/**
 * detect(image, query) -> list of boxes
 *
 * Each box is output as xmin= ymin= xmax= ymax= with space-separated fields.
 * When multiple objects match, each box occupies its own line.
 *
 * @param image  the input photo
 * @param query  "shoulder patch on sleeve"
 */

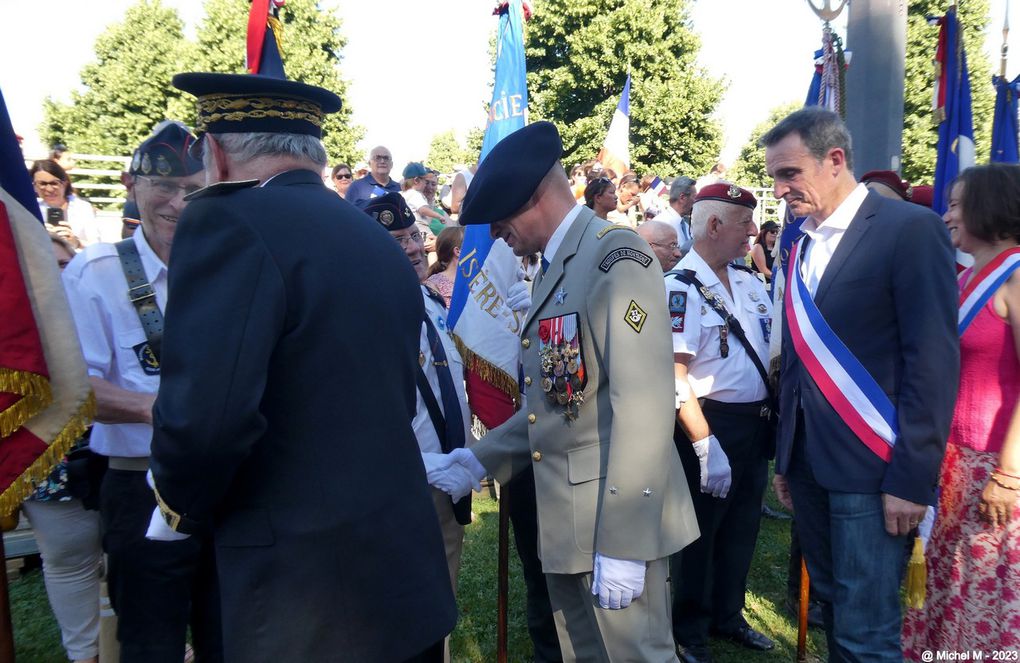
xmin=596 ymin=224 xmax=637 ymax=239
xmin=624 ymin=300 xmax=648 ymax=333
xmin=183 ymin=179 xmax=260 ymax=201
xmin=668 ymin=290 xmax=687 ymax=332
xmin=599 ymin=247 xmax=653 ymax=272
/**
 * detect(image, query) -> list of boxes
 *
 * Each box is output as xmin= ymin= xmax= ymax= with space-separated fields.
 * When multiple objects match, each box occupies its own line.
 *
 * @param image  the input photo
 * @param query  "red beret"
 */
xmin=861 ymin=170 xmax=909 ymax=199
xmin=907 ymin=184 xmax=933 ymax=208
xmin=694 ymin=182 xmax=757 ymax=210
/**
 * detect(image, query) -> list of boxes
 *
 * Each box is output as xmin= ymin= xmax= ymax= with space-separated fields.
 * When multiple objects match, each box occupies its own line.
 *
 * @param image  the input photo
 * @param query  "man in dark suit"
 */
xmin=146 ymin=72 xmax=457 ymax=663
xmin=763 ymin=107 xmax=959 ymax=661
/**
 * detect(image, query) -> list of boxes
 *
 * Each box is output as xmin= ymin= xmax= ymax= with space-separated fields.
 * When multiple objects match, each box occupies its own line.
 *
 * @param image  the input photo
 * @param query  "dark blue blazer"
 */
xmin=150 ymin=169 xmax=457 ymax=662
xmin=775 ymin=191 xmax=959 ymax=506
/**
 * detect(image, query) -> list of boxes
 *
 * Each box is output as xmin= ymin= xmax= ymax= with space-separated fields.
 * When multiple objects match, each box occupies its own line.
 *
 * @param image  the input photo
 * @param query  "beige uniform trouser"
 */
xmin=546 ymin=556 xmax=679 ymax=663
xmin=430 ymin=488 xmax=465 ymax=663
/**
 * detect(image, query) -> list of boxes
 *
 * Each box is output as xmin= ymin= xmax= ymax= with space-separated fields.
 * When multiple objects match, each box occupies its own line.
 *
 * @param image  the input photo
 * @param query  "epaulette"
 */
xmin=731 ymin=263 xmax=755 ymax=274
xmin=596 ymin=224 xmax=637 ymax=239
xmin=183 ymin=179 xmax=260 ymax=202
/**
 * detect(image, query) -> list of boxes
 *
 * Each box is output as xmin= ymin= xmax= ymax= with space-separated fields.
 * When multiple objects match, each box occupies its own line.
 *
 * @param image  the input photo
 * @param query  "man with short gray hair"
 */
xmin=655 ymin=176 xmax=697 ymax=247
xmin=346 ymin=144 xmax=401 ymax=207
xmin=636 ymin=220 xmax=682 ymax=272
xmin=763 ymin=107 xmax=957 ymax=661
xmin=147 ymin=72 xmax=458 ymax=662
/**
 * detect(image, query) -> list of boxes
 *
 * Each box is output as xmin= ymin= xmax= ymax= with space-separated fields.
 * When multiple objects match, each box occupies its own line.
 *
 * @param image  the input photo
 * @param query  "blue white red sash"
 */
xmin=784 ymin=240 xmax=898 ymax=462
xmin=958 ymin=247 xmax=1020 ymax=336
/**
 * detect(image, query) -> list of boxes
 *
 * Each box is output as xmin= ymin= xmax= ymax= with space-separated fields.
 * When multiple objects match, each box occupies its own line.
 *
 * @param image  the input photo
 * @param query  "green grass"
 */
xmin=10 ymin=485 xmax=827 ymax=662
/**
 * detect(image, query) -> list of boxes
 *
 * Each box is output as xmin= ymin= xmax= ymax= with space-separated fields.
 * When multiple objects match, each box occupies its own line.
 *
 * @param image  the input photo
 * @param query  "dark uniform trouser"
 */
xmin=507 ymin=466 xmax=564 ymax=662
xmin=100 ymin=469 xmax=223 ymax=663
xmin=670 ymin=403 xmax=770 ymax=647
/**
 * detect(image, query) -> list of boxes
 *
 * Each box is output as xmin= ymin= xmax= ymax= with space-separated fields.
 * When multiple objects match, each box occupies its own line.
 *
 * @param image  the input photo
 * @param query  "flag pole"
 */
xmin=1002 ymin=0 xmax=1011 ymax=79
xmin=497 ymin=485 xmax=509 ymax=663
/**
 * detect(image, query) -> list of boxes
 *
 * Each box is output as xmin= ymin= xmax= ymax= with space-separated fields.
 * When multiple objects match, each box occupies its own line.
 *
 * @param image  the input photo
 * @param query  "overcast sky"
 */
xmin=1 ymin=0 xmax=1015 ymax=172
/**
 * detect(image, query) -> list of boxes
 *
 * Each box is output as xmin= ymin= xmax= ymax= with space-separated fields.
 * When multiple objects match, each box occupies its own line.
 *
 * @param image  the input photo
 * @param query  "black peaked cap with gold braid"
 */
xmin=172 ymin=72 xmax=342 ymax=145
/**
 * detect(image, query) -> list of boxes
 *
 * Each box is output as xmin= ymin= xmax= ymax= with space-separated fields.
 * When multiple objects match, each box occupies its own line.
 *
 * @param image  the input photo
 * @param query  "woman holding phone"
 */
xmin=30 ymin=159 xmax=98 ymax=248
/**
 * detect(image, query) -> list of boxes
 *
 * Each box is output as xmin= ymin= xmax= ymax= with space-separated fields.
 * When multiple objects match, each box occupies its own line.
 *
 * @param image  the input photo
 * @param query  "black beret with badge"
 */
xmin=357 ymin=192 xmax=416 ymax=230
xmin=129 ymin=122 xmax=204 ymax=177
xmin=458 ymin=121 xmax=563 ymax=225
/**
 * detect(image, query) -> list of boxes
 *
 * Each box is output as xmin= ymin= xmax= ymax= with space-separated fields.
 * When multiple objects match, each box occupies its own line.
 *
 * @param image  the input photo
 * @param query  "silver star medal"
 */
xmin=554 ymin=287 xmax=567 ymax=305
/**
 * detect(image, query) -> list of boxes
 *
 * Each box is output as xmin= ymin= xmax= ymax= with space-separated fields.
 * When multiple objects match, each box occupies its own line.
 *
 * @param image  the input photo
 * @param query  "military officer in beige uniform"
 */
xmin=434 ymin=122 xmax=699 ymax=662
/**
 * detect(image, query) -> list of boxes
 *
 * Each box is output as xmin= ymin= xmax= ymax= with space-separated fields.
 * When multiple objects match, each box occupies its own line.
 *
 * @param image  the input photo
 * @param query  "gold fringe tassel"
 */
xmin=451 ymin=334 xmax=521 ymax=408
xmin=0 ymin=368 xmax=53 ymax=438
xmin=904 ymin=536 xmax=927 ymax=609
xmin=0 ymin=391 xmax=96 ymax=519
xmin=267 ymin=15 xmax=285 ymax=58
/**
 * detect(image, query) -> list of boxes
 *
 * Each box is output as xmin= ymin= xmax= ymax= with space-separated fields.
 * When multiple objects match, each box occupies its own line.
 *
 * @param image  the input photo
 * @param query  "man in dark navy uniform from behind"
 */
xmin=146 ymin=71 xmax=457 ymax=662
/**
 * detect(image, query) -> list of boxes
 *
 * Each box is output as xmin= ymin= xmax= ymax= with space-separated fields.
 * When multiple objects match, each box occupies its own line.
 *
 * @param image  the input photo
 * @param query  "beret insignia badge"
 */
xmin=727 ymin=184 xmax=742 ymax=199
xmin=379 ymin=210 xmax=395 ymax=227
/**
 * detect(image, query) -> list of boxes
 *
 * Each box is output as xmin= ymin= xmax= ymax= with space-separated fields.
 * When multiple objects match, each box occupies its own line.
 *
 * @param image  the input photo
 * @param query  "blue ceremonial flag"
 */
xmin=932 ymin=7 xmax=975 ymax=216
xmin=991 ymin=75 xmax=1020 ymax=163
xmin=447 ymin=0 xmax=528 ymax=426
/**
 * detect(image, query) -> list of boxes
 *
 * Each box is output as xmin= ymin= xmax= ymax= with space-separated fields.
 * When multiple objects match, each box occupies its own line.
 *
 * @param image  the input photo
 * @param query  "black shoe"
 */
xmin=761 ymin=504 xmax=792 ymax=520
xmin=712 ymin=625 xmax=775 ymax=651
xmin=676 ymin=643 xmax=712 ymax=663
xmin=785 ymin=595 xmax=824 ymax=629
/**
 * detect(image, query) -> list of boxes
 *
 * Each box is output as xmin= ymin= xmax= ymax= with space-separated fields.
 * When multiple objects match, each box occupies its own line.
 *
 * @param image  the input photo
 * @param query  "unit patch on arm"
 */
xmin=668 ymin=290 xmax=687 ymax=332
xmin=599 ymin=248 xmax=653 ymax=273
xmin=624 ymin=300 xmax=648 ymax=333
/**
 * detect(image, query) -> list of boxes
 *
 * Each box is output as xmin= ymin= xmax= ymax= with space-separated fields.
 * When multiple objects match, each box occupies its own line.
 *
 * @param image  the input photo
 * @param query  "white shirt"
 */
xmin=62 ymin=230 xmax=167 ymax=457
xmin=653 ymin=206 xmax=691 ymax=246
xmin=666 ymin=248 xmax=771 ymax=403
xmin=401 ymin=188 xmax=432 ymax=231
xmin=799 ymin=183 xmax=869 ymax=296
xmin=413 ymin=288 xmax=472 ymax=455
xmin=542 ymin=204 xmax=585 ymax=264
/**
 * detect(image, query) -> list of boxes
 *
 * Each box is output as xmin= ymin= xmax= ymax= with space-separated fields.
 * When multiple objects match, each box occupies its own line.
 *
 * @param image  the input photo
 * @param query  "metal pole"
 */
xmin=497 ymin=484 xmax=509 ymax=663
xmin=0 ymin=536 xmax=16 ymax=662
xmin=844 ymin=0 xmax=910 ymax=173
xmin=1002 ymin=1 xmax=1011 ymax=79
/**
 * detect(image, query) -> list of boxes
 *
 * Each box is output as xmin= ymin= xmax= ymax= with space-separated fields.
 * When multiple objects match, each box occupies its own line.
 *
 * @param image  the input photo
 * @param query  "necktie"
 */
xmin=541 ymin=256 xmax=550 ymax=274
xmin=421 ymin=314 xmax=466 ymax=454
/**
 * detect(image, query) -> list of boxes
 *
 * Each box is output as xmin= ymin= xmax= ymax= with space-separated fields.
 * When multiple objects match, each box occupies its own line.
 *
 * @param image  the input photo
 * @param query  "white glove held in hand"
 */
xmin=692 ymin=435 xmax=731 ymax=499
xmin=591 ymin=553 xmax=646 ymax=609
xmin=505 ymin=269 xmax=532 ymax=312
xmin=424 ymin=449 xmax=487 ymax=503
xmin=144 ymin=469 xmax=190 ymax=541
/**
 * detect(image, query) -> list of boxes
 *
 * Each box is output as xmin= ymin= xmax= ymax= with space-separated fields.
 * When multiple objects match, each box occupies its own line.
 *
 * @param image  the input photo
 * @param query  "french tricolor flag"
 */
xmin=649 ymin=176 xmax=667 ymax=197
xmin=597 ymin=75 xmax=631 ymax=177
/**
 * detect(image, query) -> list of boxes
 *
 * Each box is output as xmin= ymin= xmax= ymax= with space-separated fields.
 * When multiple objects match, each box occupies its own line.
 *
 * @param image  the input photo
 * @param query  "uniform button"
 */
xmin=524 ymin=376 xmax=532 ymax=386
xmin=532 ymin=451 xmax=543 ymax=462
xmin=528 ymin=413 xmax=537 ymax=424
xmin=521 ymin=338 xmax=531 ymax=349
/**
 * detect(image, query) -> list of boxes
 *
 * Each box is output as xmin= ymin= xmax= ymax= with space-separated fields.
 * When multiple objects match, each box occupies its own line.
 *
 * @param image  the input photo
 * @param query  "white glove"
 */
xmin=144 ymin=470 xmax=190 ymax=541
xmin=428 ymin=448 xmax=487 ymax=502
xmin=591 ymin=553 xmax=646 ymax=609
xmin=506 ymin=273 xmax=532 ymax=312
xmin=692 ymin=435 xmax=731 ymax=499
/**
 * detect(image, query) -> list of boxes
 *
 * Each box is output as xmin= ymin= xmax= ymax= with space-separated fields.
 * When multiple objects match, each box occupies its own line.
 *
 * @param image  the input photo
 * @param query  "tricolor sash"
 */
xmin=784 ymin=240 xmax=898 ymax=462
xmin=958 ymin=247 xmax=1020 ymax=336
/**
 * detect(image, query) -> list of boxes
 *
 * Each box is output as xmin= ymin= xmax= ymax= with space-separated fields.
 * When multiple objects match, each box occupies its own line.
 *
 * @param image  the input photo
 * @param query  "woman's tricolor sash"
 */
xmin=784 ymin=239 xmax=898 ymax=462
xmin=958 ymin=247 xmax=1020 ymax=336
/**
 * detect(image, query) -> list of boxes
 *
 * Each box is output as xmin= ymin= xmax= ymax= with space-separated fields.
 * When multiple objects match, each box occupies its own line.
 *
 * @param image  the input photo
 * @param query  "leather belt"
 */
xmin=108 ymin=456 xmax=150 ymax=471
xmin=698 ymin=398 xmax=772 ymax=420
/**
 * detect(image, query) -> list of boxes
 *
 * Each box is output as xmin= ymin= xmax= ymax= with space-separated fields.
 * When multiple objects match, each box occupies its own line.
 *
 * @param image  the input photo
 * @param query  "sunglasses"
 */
xmin=334 ymin=172 xmax=352 ymax=180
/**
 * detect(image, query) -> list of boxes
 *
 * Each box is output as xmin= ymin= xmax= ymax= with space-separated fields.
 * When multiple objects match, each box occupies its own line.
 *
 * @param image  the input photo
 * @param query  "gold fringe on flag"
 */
xmin=0 ymin=391 xmax=95 ymax=518
xmin=267 ymin=16 xmax=285 ymax=58
xmin=904 ymin=536 xmax=927 ymax=609
xmin=451 ymin=333 xmax=521 ymax=409
xmin=0 ymin=368 xmax=53 ymax=438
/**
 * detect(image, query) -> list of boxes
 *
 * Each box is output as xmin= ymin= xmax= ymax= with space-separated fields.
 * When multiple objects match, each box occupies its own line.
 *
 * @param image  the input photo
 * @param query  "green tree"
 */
xmin=901 ymin=0 xmax=993 ymax=183
xmin=190 ymin=0 xmax=363 ymax=164
xmin=729 ymin=102 xmax=802 ymax=188
xmin=525 ymin=0 xmax=723 ymax=177
xmin=40 ymin=0 xmax=191 ymax=156
xmin=426 ymin=130 xmax=467 ymax=174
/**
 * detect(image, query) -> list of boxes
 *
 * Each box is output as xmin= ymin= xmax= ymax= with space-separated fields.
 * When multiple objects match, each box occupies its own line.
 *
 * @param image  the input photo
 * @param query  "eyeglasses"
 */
xmin=334 ymin=172 xmax=352 ymax=180
xmin=34 ymin=179 xmax=64 ymax=189
xmin=138 ymin=176 xmax=200 ymax=198
xmin=422 ymin=179 xmax=438 ymax=188
xmin=371 ymin=155 xmax=392 ymax=162
xmin=650 ymin=241 xmax=680 ymax=250
xmin=393 ymin=231 xmax=424 ymax=247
